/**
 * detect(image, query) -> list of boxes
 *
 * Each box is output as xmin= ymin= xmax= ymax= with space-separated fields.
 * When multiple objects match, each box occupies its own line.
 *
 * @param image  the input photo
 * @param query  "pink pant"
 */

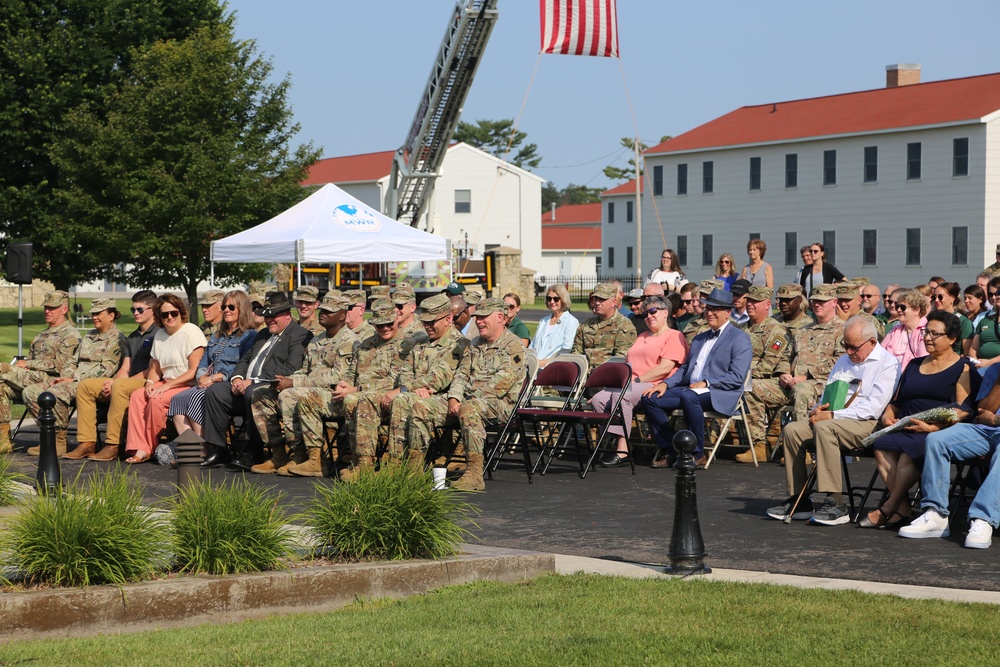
xmin=125 ymin=382 xmax=190 ymax=457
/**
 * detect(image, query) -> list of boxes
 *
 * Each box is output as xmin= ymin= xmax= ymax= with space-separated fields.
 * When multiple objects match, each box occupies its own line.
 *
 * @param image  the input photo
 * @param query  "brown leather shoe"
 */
xmin=650 ymin=450 xmax=674 ymax=468
xmin=694 ymin=455 xmax=708 ymax=470
xmin=63 ymin=441 xmax=97 ymax=459
xmin=89 ymin=445 xmax=120 ymax=461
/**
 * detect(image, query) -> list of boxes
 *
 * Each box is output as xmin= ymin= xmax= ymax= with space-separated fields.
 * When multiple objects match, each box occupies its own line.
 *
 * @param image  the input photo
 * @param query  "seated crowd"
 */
xmin=6 ymin=265 xmax=1000 ymax=548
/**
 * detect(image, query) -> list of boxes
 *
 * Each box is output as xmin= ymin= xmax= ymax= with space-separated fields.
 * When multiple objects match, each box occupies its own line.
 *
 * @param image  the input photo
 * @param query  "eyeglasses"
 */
xmin=160 ymin=310 xmax=181 ymax=320
xmin=545 ymin=296 xmax=561 ymax=303
xmin=221 ymin=304 xmax=238 ymax=311
xmin=130 ymin=307 xmax=147 ymax=314
xmin=921 ymin=328 xmax=948 ymax=340
xmin=844 ymin=338 xmax=875 ymax=353
xmin=644 ymin=308 xmax=663 ymax=317
xmin=894 ymin=303 xmax=908 ymax=312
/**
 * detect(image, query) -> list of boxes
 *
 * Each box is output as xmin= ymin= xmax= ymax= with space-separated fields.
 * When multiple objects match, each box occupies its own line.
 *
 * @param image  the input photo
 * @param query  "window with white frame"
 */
xmin=454 ymin=189 xmax=471 ymax=214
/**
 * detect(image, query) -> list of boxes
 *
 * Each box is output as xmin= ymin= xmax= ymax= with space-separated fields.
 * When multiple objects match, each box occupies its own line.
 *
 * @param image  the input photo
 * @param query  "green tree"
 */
xmin=0 ymin=0 xmax=223 ymax=289
xmin=603 ymin=135 xmax=673 ymax=182
xmin=51 ymin=18 xmax=320 ymax=308
xmin=453 ymin=118 xmax=541 ymax=170
xmin=558 ymin=184 xmax=604 ymax=206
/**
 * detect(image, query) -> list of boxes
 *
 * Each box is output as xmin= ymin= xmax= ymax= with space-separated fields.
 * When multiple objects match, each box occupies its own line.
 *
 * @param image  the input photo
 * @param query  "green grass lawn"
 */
xmin=3 ymin=574 xmax=998 ymax=664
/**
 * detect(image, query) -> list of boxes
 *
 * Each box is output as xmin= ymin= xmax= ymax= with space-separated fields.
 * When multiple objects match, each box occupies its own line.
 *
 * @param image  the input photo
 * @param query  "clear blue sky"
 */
xmin=228 ymin=0 xmax=1000 ymax=191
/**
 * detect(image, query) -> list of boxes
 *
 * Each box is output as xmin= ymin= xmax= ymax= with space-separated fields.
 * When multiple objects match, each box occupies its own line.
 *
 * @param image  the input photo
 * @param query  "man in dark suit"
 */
xmin=202 ymin=292 xmax=312 ymax=467
xmin=639 ymin=288 xmax=753 ymax=468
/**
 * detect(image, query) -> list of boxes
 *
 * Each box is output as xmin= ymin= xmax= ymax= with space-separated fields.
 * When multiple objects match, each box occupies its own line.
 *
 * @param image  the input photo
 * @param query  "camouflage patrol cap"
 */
xmin=473 ymin=297 xmax=505 ymax=317
xmin=369 ymin=299 xmax=396 ymax=326
xmin=369 ymin=285 xmax=391 ymax=301
xmin=746 ymin=286 xmax=774 ymax=302
xmin=248 ymin=289 xmax=268 ymax=307
xmin=590 ymin=282 xmax=617 ymax=300
xmin=699 ymin=279 xmax=723 ymax=294
xmin=463 ymin=291 xmax=483 ymax=306
xmin=89 ymin=298 xmax=116 ymax=314
xmin=318 ymin=293 xmax=350 ymax=313
xmin=836 ymin=281 xmax=859 ymax=299
xmin=42 ymin=290 xmax=69 ymax=308
xmin=345 ymin=289 xmax=367 ymax=307
xmin=777 ymin=283 xmax=803 ymax=298
xmin=293 ymin=285 xmax=319 ymax=302
xmin=809 ymin=284 xmax=838 ymax=301
xmin=419 ymin=294 xmax=452 ymax=322
xmin=391 ymin=283 xmax=416 ymax=304
xmin=198 ymin=290 xmax=225 ymax=306
xmin=852 ymin=277 xmax=871 ymax=287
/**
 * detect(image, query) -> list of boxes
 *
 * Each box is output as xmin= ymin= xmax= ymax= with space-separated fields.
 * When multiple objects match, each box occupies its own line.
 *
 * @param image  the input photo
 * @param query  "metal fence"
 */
xmin=533 ymin=274 xmax=642 ymax=300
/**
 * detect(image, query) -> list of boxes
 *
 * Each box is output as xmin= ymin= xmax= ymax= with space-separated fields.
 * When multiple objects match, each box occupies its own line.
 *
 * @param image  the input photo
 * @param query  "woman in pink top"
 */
xmin=591 ymin=296 xmax=689 ymax=467
xmin=881 ymin=289 xmax=928 ymax=371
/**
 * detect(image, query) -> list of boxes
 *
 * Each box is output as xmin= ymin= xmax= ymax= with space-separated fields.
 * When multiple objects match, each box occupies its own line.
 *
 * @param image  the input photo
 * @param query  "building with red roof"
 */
xmin=539 ymin=202 xmax=601 ymax=280
xmin=624 ymin=66 xmax=1000 ymax=288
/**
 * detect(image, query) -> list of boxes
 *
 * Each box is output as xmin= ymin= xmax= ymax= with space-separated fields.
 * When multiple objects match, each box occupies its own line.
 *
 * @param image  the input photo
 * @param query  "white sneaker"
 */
xmin=965 ymin=519 xmax=993 ymax=549
xmin=898 ymin=510 xmax=950 ymax=539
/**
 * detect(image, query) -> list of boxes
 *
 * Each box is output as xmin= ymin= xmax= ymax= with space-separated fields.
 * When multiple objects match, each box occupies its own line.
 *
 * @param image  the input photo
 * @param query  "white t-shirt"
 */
xmin=646 ymin=269 xmax=688 ymax=291
xmin=152 ymin=323 xmax=207 ymax=380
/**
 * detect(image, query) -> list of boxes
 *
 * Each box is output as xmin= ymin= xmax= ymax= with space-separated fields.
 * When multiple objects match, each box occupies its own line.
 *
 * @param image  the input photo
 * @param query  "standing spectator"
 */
xmin=502 ymin=292 xmax=531 ymax=347
xmin=714 ymin=253 xmax=738 ymax=291
xmin=739 ymin=239 xmax=773 ymax=288
xmin=124 ymin=295 xmax=207 ymax=464
xmin=646 ymin=249 xmax=687 ymax=292
xmin=793 ymin=245 xmax=813 ymax=285
xmin=799 ymin=242 xmax=845 ymax=296
xmin=530 ymin=285 xmax=579 ymax=368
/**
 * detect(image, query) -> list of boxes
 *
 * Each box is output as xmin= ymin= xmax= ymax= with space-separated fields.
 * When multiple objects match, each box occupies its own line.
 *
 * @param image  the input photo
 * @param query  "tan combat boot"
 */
xmin=735 ymin=443 xmax=767 ymax=464
xmin=251 ymin=442 xmax=290 ymax=474
xmin=446 ymin=441 xmax=467 ymax=472
xmin=338 ymin=455 xmax=375 ymax=483
xmin=63 ymin=441 xmax=97 ymax=460
xmin=288 ymin=447 xmax=324 ymax=477
xmin=0 ymin=423 xmax=11 ymax=455
xmin=452 ymin=453 xmax=485 ymax=492
xmin=406 ymin=451 xmax=427 ymax=473
xmin=28 ymin=429 xmax=67 ymax=456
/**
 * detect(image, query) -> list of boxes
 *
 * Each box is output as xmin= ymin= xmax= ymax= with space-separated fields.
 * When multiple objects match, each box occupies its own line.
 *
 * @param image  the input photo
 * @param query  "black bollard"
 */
xmin=665 ymin=430 xmax=711 ymax=576
xmin=173 ymin=429 xmax=206 ymax=492
xmin=34 ymin=391 xmax=62 ymax=495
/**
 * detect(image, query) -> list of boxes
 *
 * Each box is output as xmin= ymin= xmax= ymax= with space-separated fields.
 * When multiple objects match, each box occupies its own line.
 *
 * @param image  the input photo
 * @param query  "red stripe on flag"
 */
xmin=602 ymin=0 xmax=613 ymax=57
xmin=540 ymin=0 xmax=618 ymax=58
xmin=563 ymin=1 xmax=574 ymax=55
xmin=574 ymin=0 xmax=587 ymax=55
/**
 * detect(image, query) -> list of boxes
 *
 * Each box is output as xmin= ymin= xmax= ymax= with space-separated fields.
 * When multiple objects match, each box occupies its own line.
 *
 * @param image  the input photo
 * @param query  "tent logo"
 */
xmin=331 ymin=204 xmax=382 ymax=232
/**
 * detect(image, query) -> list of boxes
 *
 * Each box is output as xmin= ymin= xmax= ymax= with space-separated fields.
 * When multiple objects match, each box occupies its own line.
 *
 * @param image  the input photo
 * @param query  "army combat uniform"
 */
xmin=0 ymin=318 xmax=80 ymax=425
xmin=740 ymin=303 xmax=793 ymax=453
xmin=571 ymin=310 xmax=637 ymax=368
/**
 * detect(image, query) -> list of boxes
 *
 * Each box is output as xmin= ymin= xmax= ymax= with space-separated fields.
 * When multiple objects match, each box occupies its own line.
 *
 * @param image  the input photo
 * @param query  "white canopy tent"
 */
xmin=210 ymin=183 xmax=450 ymax=285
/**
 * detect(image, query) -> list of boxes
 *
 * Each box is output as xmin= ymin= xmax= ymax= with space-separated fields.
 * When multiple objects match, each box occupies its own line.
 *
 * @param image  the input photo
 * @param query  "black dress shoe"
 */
xmin=200 ymin=447 xmax=230 ymax=468
xmin=228 ymin=453 xmax=256 ymax=471
xmin=598 ymin=453 xmax=631 ymax=468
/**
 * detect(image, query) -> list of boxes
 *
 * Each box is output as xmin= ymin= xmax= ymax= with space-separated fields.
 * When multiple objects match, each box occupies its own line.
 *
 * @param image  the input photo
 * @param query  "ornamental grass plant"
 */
xmin=167 ymin=477 xmax=292 ymax=575
xmin=304 ymin=465 xmax=478 ymax=561
xmin=0 ymin=454 xmax=23 ymax=507
xmin=0 ymin=470 xmax=169 ymax=587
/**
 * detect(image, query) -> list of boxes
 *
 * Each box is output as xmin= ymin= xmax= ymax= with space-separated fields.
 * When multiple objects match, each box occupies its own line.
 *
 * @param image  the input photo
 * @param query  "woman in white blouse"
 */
xmin=529 ymin=284 xmax=579 ymax=368
xmin=124 ymin=294 xmax=206 ymax=463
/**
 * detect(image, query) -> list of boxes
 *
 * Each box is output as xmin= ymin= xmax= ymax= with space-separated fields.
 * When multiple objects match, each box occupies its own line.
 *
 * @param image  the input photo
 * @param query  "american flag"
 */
xmin=540 ymin=0 xmax=619 ymax=58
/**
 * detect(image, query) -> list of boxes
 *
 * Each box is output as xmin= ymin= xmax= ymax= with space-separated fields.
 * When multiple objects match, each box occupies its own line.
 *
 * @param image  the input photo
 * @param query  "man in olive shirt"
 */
xmin=571 ymin=282 xmax=637 ymax=369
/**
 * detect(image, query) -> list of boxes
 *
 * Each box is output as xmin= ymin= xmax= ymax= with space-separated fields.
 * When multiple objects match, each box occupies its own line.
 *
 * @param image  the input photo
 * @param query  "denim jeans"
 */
xmin=921 ymin=423 xmax=1000 ymax=528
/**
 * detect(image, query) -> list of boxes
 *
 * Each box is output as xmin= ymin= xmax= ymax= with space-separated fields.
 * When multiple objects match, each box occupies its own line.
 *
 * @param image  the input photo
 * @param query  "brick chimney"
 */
xmin=886 ymin=64 xmax=921 ymax=88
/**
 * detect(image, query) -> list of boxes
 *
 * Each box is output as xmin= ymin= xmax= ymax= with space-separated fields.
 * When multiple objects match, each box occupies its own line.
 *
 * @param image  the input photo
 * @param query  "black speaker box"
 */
xmin=6 ymin=243 xmax=33 ymax=285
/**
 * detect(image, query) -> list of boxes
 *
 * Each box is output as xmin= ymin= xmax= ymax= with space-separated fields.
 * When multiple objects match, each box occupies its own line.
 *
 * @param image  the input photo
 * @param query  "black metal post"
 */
xmin=665 ymin=430 xmax=710 ymax=575
xmin=173 ymin=430 xmax=205 ymax=492
xmin=34 ymin=391 xmax=61 ymax=495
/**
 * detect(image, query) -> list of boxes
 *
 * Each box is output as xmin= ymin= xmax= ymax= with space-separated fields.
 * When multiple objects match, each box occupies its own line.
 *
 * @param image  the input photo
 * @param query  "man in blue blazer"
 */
xmin=640 ymin=288 xmax=753 ymax=467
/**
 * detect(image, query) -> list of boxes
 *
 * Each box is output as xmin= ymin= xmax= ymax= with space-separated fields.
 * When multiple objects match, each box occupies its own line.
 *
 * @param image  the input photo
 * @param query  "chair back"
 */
xmin=585 ymin=360 xmax=632 ymax=391
xmin=534 ymin=361 xmax=580 ymax=393
xmin=524 ymin=349 xmax=539 ymax=384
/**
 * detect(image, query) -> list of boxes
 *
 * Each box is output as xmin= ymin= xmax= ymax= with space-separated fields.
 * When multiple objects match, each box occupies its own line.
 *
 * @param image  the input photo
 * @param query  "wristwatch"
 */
xmin=400 ymin=386 xmax=408 ymax=393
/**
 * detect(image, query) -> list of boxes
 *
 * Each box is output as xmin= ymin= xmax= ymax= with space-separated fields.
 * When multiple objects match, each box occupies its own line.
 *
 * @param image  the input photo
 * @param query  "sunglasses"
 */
xmin=810 ymin=249 xmax=822 ymax=254
xmin=545 ymin=296 xmax=561 ymax=302
xmin=882 ymin=293 xmax=893 ymax=299
xmin=777 ymin=297 xmax=797 ymax=303
xmin=504 ymin=304 xmax=518 ymax=310
xmin=374 ymin=322 xmax=395 ymax=329
xmin=681 ymin=298 xmax=693 ymax=304
xmin=932 ymin=294 xmax=946 ymax=302
xmin=861 ymin=294 xmax=878 ymax=299
xmin=719 ymin=260 xmax=731 ymax=264
xmin=885 ymin=300 xmax=896 ymax=307
xmin=844 ymin=338 xmax=874 ymax=353
xmin=643 ymin=308 xmax=663 ymax=317
xmin=991 ymin=292 xmax=999 ymax=298
xmin=894 ymin=303 xmax=908 ymax=312
xmin=130 ymin=307 xmax=147 ymax=314
xmin=222 ymin=304 xmax=238 ymax=311
xmin=160 ymin=310 xmax=181 ymax=320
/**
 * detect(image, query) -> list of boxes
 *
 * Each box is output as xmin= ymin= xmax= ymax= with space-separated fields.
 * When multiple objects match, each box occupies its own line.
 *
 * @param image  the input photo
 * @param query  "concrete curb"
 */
xmin=0 ymin=545 xmax=553 ymax=642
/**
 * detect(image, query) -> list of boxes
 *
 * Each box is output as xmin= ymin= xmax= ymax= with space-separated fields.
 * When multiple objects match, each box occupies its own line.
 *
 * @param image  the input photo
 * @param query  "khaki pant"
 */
xmin=781 ymin=418 xmax=875 ymax=496
xmin=76 ymin=375 xmax=145 ymax=445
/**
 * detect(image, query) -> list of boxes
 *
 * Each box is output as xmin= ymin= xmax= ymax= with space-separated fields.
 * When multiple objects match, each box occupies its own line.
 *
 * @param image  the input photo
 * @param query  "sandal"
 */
xmin=858 ymin=507 xmax=891 ymax=529
xmin=885 ymin=511 xmax=915 ymax=531
xmin=125 ymin=451 xmax=149 ymax=465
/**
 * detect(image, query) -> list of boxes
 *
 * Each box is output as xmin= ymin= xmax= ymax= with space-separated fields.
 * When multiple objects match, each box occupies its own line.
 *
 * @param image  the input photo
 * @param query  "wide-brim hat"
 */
xmin=702 ymin=288 xmax=734 ymax=309
xmin=261 ymin=291 xmax=294 ymax=317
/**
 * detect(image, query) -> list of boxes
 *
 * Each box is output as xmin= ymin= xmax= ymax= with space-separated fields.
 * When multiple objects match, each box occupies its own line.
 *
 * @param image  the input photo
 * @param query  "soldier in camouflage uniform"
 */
xmin=836 ymin=281 xmax=884 ymax=341
xmin=682 ymin=279 xmax=722 ymax=344
xmin=23 ymin=299 xmax=125 ymax=456
xmin=247 ymin=293 xmax=360 ymax=476
xmin=984 ymin=244 xmax=1000 ymax=278
xmin=571 ymin=282 xmax=637 ymax=369
xmin=773 ymin=283 xmax=813 ymax=331
xmin=778 ymin=284 xmax=846 ymax=423
xmin=344 ymin=289 xmax=375 ymax=341
xmin=198 ymin=290 xmax=225 ymax=336
xmin=294 ymin=300 xmax=424 ymax=480
xmin=408 ymin=298 xmax=527 ymax=491
xmin=294 ymin=285 xmax=325 ymax=335
xmin=736 ymin=287 xmax=793 ymax=463
xmin=392 ymin=283 xmax=424 ymax=338
xmin=0 ymin=290 xmax=80 ymax=454
xmin=350 ymin=294 xmax=468 ymax=475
